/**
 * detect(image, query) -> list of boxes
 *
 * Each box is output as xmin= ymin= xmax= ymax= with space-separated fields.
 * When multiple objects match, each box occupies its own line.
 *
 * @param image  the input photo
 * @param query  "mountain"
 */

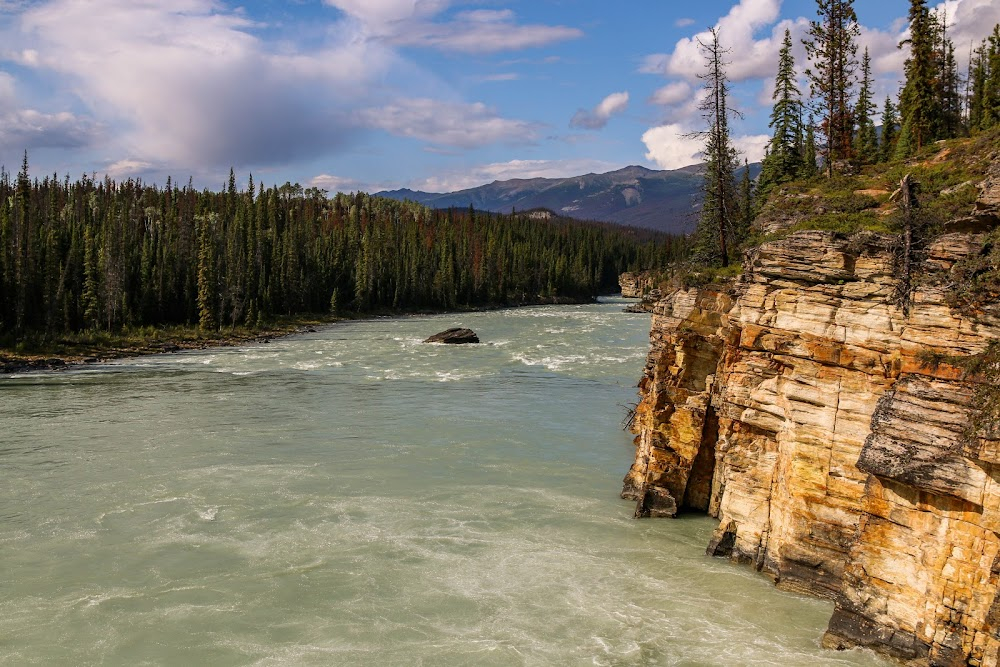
xmin=376 ymin=164 xmax=732 ymax=235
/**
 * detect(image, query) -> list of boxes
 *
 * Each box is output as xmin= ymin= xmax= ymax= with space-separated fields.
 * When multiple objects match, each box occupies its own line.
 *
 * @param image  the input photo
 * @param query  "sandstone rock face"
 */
xmin=625 ymin=192 xmax=1000 ymax=662
xmin=619 ymin=271 xmax=656 ymax=299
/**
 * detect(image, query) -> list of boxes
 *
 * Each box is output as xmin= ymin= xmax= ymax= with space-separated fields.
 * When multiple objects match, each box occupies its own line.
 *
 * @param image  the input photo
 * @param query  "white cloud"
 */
xmin=325 ymin=0 xmax=581 ymax=53
xmin=642 ymin=124 xmax=766 ymax=170
xmin=664 ymin=0 xmax=796 ymax=83
xmin=6 ymin=0 xmax=391 ymax=168
xmin=733 ymin=134 xmax=769 ymax=164
xmin=360 ymin=98 xmax=538 ymax=147
xmin=308 ymin=173 xmax=387 ymax=193
xmin=0 ymin=70 xmax=96 ymax=154
xmin=649 ymin=81 xmax=691 ymax=106
xmin=938 ymin=0 xmax=1000 ymax=58
xmin=324 ymin=0 xmax=448 ymax=31
xmin=675 ymin=18 xmax=696 ymax=28
xmin=103 ymin=158 xmax=155 ymax=179
xmin=642 ymin=124 xmax=704 ymax=170
xmin=570 ymin=91 xmax=629 ymax=130
xmin=411 ymin=158 xmax=623 ymax=193
xmin=475 ymin=72 xmax=519 ymax=82
xmin=638 ymin=53 xmax=670 ymax=75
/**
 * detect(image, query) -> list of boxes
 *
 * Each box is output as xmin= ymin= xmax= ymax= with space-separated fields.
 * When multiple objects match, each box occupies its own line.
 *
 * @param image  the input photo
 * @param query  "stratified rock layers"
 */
xmin=624 ymin=176 xmax=1000 ymax=664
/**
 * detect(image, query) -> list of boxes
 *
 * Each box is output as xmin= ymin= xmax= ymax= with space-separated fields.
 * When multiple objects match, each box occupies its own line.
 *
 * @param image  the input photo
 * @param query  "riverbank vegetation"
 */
xmin=0 ymin=164 xmax=685 ymax=360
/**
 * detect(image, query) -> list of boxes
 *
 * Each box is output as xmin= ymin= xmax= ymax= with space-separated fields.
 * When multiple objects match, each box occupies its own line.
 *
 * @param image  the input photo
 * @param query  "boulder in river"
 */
xmin=424 ymin=328 xmax=479 ymax=344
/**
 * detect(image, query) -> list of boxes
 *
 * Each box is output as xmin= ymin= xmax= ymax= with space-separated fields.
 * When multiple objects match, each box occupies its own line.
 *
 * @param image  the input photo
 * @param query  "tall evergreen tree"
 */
xmin=937 ymin=16 xmax=963 ymax=139
xmin=737 ymin=159 xmax=755 ymax=238
xmin=880 ymin=96 xmax=899 ymax=162
xmin=969 ymin=40 xmax=988 ymax=131
xmin=803 ymin=0 xmax=860 ymax=175
xmin=854 ymin=48 xmax=879 ymax=164
xmin=196 ymin=213 xmax=219 ymax=331
xmin=983 ymin=26 xmax=1000 ymax=130
xmin=896 ymin=0 xmax=941 ymax=156
xmin=759 ymin=29 xmax=803 ymax=193
xmin=802 ymin=114 xmax=819 ymax=177
xmin=692 ymin=27 xmax=741 ymax=268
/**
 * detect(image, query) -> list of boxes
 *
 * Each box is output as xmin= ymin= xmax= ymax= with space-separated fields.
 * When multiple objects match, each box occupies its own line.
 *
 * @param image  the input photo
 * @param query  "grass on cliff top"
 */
xmin=754 ymin=128 xmax=999 ymax=243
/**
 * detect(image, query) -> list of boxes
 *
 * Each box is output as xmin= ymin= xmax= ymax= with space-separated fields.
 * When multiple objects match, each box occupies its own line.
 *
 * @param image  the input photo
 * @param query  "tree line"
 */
xmin=0 ymin=160 xmax=683 ymax=340
xmin=692 ymin=0 xmax=1000 ymax=268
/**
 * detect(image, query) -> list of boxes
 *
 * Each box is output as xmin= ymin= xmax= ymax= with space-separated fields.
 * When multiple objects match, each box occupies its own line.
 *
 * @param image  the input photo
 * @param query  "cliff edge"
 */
xmin=623 ymin=149 xmax=1000 ymax=665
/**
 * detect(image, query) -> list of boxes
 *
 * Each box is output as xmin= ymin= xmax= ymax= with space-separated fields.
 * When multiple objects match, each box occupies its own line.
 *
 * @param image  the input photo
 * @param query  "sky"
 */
xmin=1 ymin=0 xmax=999 ymax=194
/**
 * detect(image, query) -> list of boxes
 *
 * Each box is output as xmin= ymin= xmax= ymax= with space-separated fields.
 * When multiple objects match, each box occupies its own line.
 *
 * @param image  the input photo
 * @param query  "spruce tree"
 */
xmin=802 ymin=114 xmax=819 ymax=177
xmin=984 ymin=26 xmax=1000 ymax=130
xmin=880 ymin=97 xmax=899 ymax=162
xmin=196 ymin=213 xmax=219 ymax=331
xmin=969 ymin=40 xmax=988 ymax=132
xmin=759 ymin=28 xmax=802 ymax=193
xmin=938 ymin=25 xmax=962 ymax=139
xmin=854 ymin=48 xmax=879 ymax=164
xmin=896 ymin=0 xmax=940 ymax=156
xmin=803 ymin=0 xmax=859 ymax=175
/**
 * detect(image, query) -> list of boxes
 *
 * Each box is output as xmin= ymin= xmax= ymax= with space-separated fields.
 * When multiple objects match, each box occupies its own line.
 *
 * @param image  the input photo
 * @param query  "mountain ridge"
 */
xmin=376 ymin=163 xmax=730 ymax=235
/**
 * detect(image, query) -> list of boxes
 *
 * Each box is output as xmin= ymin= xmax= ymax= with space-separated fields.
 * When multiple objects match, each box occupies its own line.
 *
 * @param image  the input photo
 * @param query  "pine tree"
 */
xmin=803 ymin=0 xmax=860 ymax=175
xmin=692 ymin=27 xmax=741 ymax=268
xmin=880 ymin=97 xmax=899 ymax=162
xmin=759 ymin=29 xmax=803 ymax=193
xmin=802 ymin=114 xmax=819 ymax=177
xmin=854 ymin=48 xmax=879 ymax=164
xmin=984 ymin=26 xmax=1000 ymax=130
xmin=969 ymin=40 xmax=988 ymax=131
xmin=938 ymin=19 xmax=962 ymax=139
xmin=196 ymin=213 xmax=219 ymax=330
xmin=737 ymin=159 xmax=754 ymax=239
xmin=896 ymin=0 xmax=941 ymax=156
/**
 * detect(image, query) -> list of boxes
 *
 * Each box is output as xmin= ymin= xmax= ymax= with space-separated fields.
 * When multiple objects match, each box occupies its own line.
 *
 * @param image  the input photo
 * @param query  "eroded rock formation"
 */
xmin=619 ymin=271 xmax=657 ymax=299
xmin=623 ymin=169 xmax=1000 ymax=664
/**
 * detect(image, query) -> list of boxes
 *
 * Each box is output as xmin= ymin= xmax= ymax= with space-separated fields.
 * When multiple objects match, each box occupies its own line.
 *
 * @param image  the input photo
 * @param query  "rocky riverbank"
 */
xmin=623 ymin=157 xmax=1000 ymax=664
xmin=0 ymin=321 xmax=327 ymax=375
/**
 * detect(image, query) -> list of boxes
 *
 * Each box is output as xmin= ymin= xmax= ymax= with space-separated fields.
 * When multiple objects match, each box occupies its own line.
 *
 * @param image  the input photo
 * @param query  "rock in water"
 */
xmin=424 ymin=328 xmax=479 ymax=344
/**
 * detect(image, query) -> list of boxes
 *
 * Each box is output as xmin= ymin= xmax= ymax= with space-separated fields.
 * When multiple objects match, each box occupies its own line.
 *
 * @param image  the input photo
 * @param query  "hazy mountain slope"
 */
xmin=377 ymin=164 xmax=731 ymax=234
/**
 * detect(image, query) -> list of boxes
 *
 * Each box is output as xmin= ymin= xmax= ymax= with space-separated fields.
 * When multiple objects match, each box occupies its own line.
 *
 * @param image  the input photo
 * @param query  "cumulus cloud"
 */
xmin=360 ymin=98 xmax=538 ymax=147
xmin=649 ymin=81 xmax=691 ymax=106
xmin=569 ymin=91 xmax=629 ymax=130
xmin=411 ymin=157 xmax=623 ymax=193
xmin=642 ymin=124 xmax=766 ymax=170
xmin=0 ymin=70 xmax=96 ymax=155
xmin=641 ymin=124 xmax=704 ymax=170
xmin=5 ymin=0 xmax=390 ymax=168
xmin=663 ymin=0 xmax=801 ymax=83
xmin=325 ymin=1 xmax=581 ymax=53
xmin=103 ymin=159 xmax=157 ymax=180
xmin=733 ymin=134 xmax=769 ymax=164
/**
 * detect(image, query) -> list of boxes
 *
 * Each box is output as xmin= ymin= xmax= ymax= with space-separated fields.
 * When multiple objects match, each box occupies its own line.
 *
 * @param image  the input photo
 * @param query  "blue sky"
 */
xmin=1 ymin=0 xmax=998 ymax=193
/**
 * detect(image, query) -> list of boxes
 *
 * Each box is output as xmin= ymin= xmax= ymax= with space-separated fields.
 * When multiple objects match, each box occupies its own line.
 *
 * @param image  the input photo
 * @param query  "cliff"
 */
xmin=619 ymin=271 xmax=658 ymax=299
xmin=623 ymin=153 xmax=1000 ymax=665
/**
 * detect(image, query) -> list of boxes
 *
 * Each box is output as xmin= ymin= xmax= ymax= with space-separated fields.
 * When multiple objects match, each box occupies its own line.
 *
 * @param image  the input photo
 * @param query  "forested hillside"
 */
xmin=0 ymin=162 xmax=682 ymax=343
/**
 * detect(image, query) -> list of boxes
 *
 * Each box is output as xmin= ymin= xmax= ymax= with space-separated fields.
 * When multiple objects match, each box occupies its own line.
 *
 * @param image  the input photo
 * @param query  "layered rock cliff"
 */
xmin=623 ymin=160 xmax=1000 ymax=664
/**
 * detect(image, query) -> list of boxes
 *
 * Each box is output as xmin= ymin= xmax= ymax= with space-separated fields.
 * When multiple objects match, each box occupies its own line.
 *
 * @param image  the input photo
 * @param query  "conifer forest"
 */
xmin=0 ymin=162 xmax=680 ymax=341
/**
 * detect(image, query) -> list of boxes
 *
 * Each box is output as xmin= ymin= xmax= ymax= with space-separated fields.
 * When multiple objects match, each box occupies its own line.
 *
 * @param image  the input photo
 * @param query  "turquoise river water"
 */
xmin=0 ymin=298 xmax=886 ymax=666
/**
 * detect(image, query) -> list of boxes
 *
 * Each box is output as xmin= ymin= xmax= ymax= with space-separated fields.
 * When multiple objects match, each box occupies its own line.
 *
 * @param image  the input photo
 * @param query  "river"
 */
xmin=0 ymin=298 xmax=885 ymax=666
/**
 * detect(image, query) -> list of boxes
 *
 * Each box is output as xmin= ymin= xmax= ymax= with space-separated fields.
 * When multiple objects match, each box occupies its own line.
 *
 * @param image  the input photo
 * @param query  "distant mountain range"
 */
xmin=376 ymin=164 xmax=735 ymax=235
